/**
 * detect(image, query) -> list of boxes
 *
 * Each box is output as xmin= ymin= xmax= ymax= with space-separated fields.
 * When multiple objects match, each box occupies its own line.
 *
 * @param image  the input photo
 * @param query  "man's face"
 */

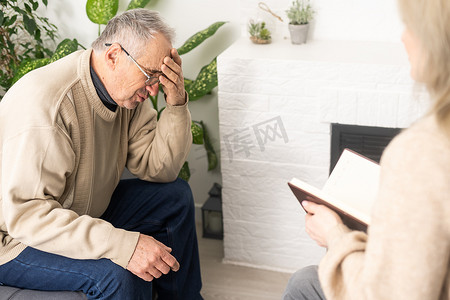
xmin=106 ymin=33 xmax=172 ymax=109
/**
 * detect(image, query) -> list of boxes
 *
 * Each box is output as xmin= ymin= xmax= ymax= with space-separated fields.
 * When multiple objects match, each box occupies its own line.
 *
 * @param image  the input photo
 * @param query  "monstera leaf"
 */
xmin=127 ymin=0 xmax=152 ymax=10
xmin=186 ymin=58 xmax=217 ymax=101
xmin=177 ymin=22 xmax=226 ymax=55
xmin=86 ymin=0 xmax=119 ymax=25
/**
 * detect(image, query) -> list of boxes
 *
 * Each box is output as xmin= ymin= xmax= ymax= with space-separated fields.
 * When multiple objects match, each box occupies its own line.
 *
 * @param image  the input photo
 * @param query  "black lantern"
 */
xmin=201 ymin=183 xmax=223 ymax=239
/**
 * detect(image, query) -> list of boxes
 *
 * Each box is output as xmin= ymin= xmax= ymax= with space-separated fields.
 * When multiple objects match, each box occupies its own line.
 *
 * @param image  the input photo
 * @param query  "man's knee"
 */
xmin=91 ymin=262 xmax=150 ymax=298
xmin=163 ymin=178 xmax=195 ymax=215
xmin=107 ymin=265 xmax=136 ymax=288
xmin=169 ymin=178 xmax=193 ymax=199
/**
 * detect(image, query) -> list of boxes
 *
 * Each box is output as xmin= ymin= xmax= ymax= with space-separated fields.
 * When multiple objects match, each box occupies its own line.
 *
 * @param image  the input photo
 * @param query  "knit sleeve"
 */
xmin=318 ymin=119 xmax=450 ymax=300
xmin=126 ymin=98 xmax=192 ymax=182
xmin=2 ymin=127 xmax=139 ymax=268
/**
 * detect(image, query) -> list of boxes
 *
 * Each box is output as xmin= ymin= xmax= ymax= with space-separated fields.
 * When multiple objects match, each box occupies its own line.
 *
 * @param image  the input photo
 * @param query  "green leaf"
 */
xmin=12 ymin=58 xmax=51 ymax=85
xmin=178 ymin=161 xmax=191 ymax=182
xmin=86 ymin=0 xmax=119 ymax=25
xmin=0 ymin=10 xmax=4 ymax=25
xmin=22 ymin=14 xmax=37 ymax=35
xmin=49 ymin=39 xmax=79 ymax=63
xmin=43 ymin=48 xmax=53 ymax=57
xmin=149 ymin=95 xmax=158 ymax=111
xmin=177 ymin=22 xmax=226 ymax=55
xmin=200 ymin=121 xmax=218 ymax=171
xmin=5 ymin=15 xmax=17 ymax=26
xmin=34 ymin=28 xmax=41 ymax=41
xmin=7 ymin=40 xmax=15 ymax=53
xmin=184 ymin=78 xmax=194 ymax=91
xmin=127 ymin=0 xmax=151 ymax=10
xmin=186 ymin=58 xmax=217 ymax=101
xmin=191 ymin=121 xmax=204 ymax=145
xmin=12 ymin=6 xmax=26 ymax=15
xmin=32 ymin=1 xmax=39 ymax=10
xmin=24 ymin=3 xmax=32 ymax=13
xmin=42 ymin=0 xmax=48 ymax=6
xmin=157 ymin=106 xmax=165 ymax=120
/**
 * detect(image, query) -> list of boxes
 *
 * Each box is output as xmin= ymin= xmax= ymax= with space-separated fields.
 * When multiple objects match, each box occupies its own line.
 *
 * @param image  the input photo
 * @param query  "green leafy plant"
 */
xmin=248 ymin=20 xmax=271 ymax=44
xmin=11 ymin=38 xmax=81 ymax=85
xmin=0 ymin=0 xmax=60 ymax=98
xmin=86 ymin=0 xmax=118 ymax=35
xmin=286 ymin=0 xmax=315 ymax=25
xmin=86 ymin=0 xmax=223 ymax=181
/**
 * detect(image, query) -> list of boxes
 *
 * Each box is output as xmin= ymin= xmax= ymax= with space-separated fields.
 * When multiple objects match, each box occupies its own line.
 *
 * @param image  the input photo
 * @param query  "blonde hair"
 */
xmin=91 ymin=9 xmax=175 ymax=59
xmin=397 ymin=0 xmax=450 ymax=130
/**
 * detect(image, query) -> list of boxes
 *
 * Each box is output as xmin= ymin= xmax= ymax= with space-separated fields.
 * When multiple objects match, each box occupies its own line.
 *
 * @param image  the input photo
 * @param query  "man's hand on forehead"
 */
xmin=159 ymin=48 xmax=186 ymax=106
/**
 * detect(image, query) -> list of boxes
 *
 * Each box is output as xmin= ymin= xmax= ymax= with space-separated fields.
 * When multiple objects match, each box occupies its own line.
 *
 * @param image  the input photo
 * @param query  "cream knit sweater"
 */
xmin=0 ymin=49 xmax=192 ymax=268
xmin=319 ymin=115 xmax=450 ymax=300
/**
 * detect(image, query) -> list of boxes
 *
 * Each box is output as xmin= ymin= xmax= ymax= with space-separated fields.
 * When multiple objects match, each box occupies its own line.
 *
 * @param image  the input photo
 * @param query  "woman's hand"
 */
xmin=303 ymin=201 xmax=343 ymax=248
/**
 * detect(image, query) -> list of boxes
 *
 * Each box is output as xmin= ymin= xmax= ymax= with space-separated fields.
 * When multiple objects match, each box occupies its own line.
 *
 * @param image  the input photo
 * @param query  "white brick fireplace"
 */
xmin=217 ymin=37 xmax=429 ymax=272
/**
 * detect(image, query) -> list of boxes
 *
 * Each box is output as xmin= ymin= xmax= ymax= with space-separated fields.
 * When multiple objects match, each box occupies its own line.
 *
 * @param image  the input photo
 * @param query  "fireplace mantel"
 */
xmin=217 ymin=37 xmax=429 ymax=272
xmin=217 ymin=37 xmax=409 ymax=65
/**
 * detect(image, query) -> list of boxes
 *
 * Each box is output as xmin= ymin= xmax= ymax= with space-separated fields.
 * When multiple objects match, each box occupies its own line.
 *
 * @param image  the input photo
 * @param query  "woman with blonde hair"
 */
xmin=282 ymin=0 xmax=450 ymax=299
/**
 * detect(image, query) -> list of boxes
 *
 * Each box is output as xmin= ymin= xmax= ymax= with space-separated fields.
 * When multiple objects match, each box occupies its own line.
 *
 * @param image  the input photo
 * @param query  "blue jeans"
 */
xmin=0 ymin=178 xmax=203 ymax=300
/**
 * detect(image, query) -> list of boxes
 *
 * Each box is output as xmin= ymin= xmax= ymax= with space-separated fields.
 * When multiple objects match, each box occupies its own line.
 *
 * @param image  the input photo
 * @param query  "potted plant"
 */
xmin=286 ymin=0 xmax=315 ymax=44
xmin=248 ymin=19 xmax=272 ymax=44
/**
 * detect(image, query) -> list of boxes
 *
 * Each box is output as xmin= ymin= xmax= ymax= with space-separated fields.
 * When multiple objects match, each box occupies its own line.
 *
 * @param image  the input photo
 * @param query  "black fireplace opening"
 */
xmin=330 ymin=124 xmax=402 ymax=174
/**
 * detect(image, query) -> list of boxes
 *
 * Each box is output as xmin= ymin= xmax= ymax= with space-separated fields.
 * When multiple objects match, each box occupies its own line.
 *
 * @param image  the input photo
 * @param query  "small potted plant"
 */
xmin=286 ymin=0 xmax=315 ymax=44
xmin=248 ymin=19 xmax=272 ymax=44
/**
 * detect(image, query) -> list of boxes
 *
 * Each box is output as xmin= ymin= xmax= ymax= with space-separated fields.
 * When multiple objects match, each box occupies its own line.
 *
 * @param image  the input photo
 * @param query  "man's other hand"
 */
xmin=127 ymin=234 xmax=180 ymax=281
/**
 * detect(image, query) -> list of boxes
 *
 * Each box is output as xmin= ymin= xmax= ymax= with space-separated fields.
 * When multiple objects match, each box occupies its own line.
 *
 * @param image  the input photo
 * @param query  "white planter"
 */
xmin=288 ymin=23 xmax=310 ymax=44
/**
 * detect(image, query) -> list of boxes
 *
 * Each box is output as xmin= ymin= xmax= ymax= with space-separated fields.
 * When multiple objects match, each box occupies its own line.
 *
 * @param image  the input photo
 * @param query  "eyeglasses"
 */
xmin=105 ymin=43 xmax=161 ymax=86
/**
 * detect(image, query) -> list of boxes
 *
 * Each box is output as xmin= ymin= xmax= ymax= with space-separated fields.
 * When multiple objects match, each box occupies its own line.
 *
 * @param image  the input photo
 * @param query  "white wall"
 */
xmin=239 ymin=0 xmax=404 ymax=43
xmin=217 ymin=40 xmax=426 ymax=272
xmin=216 ymin=0 xmax=412 ymax=272
xmin=39 ymin=0 xmax=241 ymax=209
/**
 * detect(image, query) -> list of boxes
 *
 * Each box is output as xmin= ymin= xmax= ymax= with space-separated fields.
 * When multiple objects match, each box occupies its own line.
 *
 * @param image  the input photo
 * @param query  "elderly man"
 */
xmin=0 ymin=9 xmax=202 ymax=300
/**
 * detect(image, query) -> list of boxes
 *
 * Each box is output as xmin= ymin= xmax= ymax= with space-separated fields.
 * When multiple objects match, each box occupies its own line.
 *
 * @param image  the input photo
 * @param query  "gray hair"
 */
xmin=91 ymin=9 xmax=175 ymax=58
